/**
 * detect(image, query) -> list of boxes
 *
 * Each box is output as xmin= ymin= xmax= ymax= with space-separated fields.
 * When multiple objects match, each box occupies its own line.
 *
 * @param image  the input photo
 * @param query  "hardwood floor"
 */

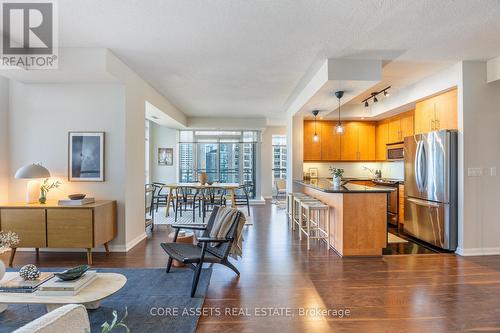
xmin=3 ymin=202 xmax=500 ymax=332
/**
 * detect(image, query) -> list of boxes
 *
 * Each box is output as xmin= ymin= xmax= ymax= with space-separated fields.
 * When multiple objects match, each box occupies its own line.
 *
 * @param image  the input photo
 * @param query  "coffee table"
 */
xmin=0 ymin=273 xmax=126 ymax=312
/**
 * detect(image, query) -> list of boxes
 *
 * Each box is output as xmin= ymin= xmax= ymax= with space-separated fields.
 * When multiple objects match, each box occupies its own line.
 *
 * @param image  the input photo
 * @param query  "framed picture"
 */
xmin=309 ymin=167 xmax=318 ymax=178
xmin=158 ymin=148 xmax=173 ymax=166
xmin=68 ymin=132 xmax=105 ymax=181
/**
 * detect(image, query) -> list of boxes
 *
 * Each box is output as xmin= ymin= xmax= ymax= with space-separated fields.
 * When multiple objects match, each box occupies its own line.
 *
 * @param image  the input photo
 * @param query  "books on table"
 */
xmin=0 ymin=272 xmax=54 ymax=293
xmin=57 ymin=198 xmax=95 ymax=206
xmin=36 ymin=271 xmax=98 ymax=296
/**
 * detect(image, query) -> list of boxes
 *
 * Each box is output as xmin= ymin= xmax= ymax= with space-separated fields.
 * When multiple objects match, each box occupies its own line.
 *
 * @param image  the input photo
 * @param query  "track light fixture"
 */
xmin=312 ymin=110 xmax=319 ymax=142
xmin=361 ymin=86 xmax=391 ymax=107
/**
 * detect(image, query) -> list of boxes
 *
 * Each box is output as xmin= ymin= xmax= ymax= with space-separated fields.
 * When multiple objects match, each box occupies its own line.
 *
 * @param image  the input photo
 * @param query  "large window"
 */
xmin=272 ymin=135 xmax=287 ymax=188
xmin=179 ymin=130 xmax=259 ymax=198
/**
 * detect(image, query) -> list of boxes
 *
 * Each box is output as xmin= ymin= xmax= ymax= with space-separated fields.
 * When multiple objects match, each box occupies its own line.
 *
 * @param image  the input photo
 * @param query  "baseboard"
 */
xmin=16 ymin=232 xmax=148 ymax=254
xmin=122 ymin=232 xmax=148 ymax=252
xmin=455 ymin=247 xmax=500 ymax=256
xmin=249 ymin=199 xmax=265 ymax=205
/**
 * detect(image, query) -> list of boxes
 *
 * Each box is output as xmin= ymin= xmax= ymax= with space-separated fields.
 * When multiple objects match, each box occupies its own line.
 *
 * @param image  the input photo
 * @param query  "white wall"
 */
xmin=0 ymin=77 xmax=9 ymax=203
xmin=458 ymin=61 xmax=500 ymax=255
xmin=286 ymin=114 xmax=304 ymax=192
xmin=8 ymin=81 xmax=127 ymax=247
xmin=149 ymin=122 xmax=177 ymax=183
xmin=106 ymin=50 xmax=185 ymax=248
xmin=303 ymin=161 xmax=404 ymax=179
xmin=261 ymin=126 xmax=286 ymax=199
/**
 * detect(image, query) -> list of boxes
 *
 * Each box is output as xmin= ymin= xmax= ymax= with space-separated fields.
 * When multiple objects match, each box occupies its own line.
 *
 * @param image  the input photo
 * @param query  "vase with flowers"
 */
xmin=329 ymin=166 xmax=344 ymax=187
xmin=39 ymin=178 xmax=61 ymax=204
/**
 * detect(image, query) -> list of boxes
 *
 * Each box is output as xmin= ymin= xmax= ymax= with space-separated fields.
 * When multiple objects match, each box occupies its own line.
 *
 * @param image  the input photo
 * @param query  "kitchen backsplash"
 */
xmin=304 ymin=161 xmax=404 ymax=180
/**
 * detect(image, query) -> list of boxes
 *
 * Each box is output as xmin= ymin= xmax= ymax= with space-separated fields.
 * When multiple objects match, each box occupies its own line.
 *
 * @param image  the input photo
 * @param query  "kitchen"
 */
xmin=295 ymin=88 xmax=458 ymax=256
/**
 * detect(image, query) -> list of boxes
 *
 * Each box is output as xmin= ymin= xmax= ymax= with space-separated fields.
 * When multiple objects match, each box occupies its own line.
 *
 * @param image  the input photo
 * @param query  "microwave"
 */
xmin=386 ymin=143 xmax=404 ymax=161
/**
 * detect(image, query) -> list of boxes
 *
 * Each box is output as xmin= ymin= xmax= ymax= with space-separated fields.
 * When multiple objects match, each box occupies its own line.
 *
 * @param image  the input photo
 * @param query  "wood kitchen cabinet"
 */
xmin=415 ymin=88 xmax=457 ymax=134
xmin=342 ymin=122 xmax=375 ymax=161
xmin=320 ymin=121 xmax=342 ymax=161
xmin=357 ymin=122 xmax=376 ymax=160
xmin=398 ymin=184 xmax=405 ymax=225
xmin=303 ymin=120 xmax=375 ymax=161
xmin=376 ymin=121 xmax=389 ymax=161
xmin=303 ymin=120 xmax=322 ymax=161
xmin=388 ymin=111 xmax=414 ymax=143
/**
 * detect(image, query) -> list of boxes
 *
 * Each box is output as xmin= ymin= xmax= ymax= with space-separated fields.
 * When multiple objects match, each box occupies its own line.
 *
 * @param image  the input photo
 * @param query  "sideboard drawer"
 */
xmin=47 ymin=209 xmax=93 ymax=248
xmin=0 ymin=209 xmax=47 ymax=247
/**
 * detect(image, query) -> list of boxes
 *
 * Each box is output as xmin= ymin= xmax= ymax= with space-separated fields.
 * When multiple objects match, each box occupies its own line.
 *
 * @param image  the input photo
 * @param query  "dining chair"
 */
xmin=150 ymin=182 xmax=168 ymax=215
xmin=233 ymin=183 xmax=252 ymax=216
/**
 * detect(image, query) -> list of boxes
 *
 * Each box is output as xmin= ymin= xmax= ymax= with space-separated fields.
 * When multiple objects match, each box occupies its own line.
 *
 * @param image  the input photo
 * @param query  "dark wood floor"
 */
xmin=3 ymin=203 xmax=500 ymax=332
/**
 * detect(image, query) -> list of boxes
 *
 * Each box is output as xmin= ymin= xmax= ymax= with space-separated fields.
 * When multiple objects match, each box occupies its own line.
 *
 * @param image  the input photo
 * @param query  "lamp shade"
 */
xmin=14 ymin=164 xmax=50 ymax=179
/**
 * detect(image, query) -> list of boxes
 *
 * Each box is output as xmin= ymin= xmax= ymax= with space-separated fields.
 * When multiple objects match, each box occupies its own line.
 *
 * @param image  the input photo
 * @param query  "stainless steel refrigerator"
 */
xmin=404 ymin=130 xmax=457 ymax=250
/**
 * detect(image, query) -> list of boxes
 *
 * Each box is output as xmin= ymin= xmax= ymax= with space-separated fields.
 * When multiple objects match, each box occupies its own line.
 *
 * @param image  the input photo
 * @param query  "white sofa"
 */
xmin=13 ymin=304 xmax=90 ymax=333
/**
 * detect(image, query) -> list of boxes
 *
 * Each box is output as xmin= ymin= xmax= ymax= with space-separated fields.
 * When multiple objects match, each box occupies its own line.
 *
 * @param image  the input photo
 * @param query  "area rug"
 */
xmin=0 ymin=268 xmax=212 ymax=333
xmin=152 ymin=206 xmax=253 ymax=226
xmin=388 ymin=233 xmax=409 ymax=243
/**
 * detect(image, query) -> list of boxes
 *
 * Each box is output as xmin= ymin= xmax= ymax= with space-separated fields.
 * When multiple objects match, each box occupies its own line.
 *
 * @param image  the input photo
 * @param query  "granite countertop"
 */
xmin=295 ymin=179 xmax=396 ymax=193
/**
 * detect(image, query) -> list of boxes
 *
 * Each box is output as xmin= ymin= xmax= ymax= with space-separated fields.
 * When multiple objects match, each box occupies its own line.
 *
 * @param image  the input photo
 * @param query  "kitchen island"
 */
xmin=295 ymin=179 xmax=395 ymax=256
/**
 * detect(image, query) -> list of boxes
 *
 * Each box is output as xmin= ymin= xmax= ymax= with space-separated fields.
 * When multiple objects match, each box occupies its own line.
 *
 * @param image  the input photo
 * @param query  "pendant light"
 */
xmin=312 ymin=110 xmax=319 ymax=142
xmin=334 ymin=91 xmax=344 ymax=134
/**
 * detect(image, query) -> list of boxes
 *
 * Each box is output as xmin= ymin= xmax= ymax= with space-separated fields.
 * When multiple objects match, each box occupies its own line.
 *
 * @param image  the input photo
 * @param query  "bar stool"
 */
xmin=299 ymin=201 xmax=330 ymax=250
xmin=293 ymin=195 xmax=320 ymax=232
xmin=287 ymin=192 xmax=308 ymax=224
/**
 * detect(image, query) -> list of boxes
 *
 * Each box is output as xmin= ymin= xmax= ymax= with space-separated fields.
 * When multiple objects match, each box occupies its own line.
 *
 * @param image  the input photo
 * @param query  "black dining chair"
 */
xmin=150 ymin=182 xmax=168 ymax=215
xmin=202 ymin=188 xmax=226 ymax=220
xmin=233 ymin=183 xmax=252 ymax=216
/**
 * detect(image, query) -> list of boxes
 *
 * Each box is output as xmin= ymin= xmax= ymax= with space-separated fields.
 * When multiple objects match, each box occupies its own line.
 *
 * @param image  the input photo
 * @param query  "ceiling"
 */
xmin=52 ymin=1 xmax=500 ymax=118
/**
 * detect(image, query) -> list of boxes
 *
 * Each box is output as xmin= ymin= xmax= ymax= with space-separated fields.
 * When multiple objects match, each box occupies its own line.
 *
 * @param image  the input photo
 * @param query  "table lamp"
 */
xmin=14 ymin=163 xmax=50 ymax=203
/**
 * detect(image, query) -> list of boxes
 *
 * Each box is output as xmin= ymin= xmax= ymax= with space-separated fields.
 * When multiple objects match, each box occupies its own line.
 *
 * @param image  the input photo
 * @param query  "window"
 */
xmin=272 ymin=135 xmax=287 ymax=190
xmin=179 ymin=130 xmax=259 ymax=198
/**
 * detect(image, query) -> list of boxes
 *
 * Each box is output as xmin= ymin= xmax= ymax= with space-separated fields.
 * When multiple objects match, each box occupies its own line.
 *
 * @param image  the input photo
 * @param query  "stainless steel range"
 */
xmin=371 ymin=178 xmax=400 ymax=226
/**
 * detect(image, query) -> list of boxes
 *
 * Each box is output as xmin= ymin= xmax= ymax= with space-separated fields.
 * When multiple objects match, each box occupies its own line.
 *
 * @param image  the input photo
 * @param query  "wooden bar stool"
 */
xmin=299 ymin=201 xmax=330 ymax=250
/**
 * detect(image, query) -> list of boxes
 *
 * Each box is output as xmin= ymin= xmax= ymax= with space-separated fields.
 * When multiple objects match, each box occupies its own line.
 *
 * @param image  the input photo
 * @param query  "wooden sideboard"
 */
xmin=0 ymin=200 xmax=117 ymax=266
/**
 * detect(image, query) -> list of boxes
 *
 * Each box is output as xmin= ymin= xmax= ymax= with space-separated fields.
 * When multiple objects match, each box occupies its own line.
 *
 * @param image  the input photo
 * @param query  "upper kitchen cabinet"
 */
xmin=341 ymin=122 xmax=376 ymax=161
xmin=388 ymin=111 xmax=414 ymax=143
xmin=415 ymin=88 xmax=457 ymax=134
xmin=303 ymin=120 xmax=322 ymax=161
xmin=376 ymin=121 xmax=389 ymax=161
xmin=321 ymin=121 xmax=342 ymax=161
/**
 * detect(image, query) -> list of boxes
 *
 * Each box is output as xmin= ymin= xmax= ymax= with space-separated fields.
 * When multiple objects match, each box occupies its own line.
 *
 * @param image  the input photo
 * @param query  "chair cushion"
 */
xmin=13 ymin=304 xmax=90 ymax=333
xmin=161 ymin=242 xmax=220 ymax=264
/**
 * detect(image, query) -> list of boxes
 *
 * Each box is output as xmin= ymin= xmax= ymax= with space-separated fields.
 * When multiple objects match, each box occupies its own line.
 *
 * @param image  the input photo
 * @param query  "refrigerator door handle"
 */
xmin=415 ymin=141 xmax=423 ymax=192
xmin=407 ymin=197 xmax=441 ymax=208
xmin=419 ymin=141 xmax=427 ymax=190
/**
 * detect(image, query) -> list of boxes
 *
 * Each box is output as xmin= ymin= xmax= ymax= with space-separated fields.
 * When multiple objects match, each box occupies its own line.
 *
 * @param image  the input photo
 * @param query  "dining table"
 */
xmin=161 ymin=182 xmax=240 ymax=217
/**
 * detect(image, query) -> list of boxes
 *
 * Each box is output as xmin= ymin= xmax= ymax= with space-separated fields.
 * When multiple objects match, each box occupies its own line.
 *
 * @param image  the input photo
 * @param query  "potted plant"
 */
xmin=329 ymin=166 xmax=344 ymax=187
xmin=0 ymin=231 xmax=20 ymax=281
xmin=39 ymin=178 xmax=62 ymax=204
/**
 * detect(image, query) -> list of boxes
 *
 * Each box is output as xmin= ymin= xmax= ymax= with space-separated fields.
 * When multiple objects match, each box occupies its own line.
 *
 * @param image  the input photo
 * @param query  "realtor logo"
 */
xmin=1 ymin=0 xmax=58 ymax=69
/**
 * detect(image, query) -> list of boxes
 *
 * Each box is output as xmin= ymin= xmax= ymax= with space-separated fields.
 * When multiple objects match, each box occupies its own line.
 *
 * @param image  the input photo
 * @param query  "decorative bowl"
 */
xmin=206 ymin=181 xmax=214 ymax=185
xmin=54 ymin=265 xmax=90 ymax=281
xmin=68 ymin=194 xmax=86 ymax=200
